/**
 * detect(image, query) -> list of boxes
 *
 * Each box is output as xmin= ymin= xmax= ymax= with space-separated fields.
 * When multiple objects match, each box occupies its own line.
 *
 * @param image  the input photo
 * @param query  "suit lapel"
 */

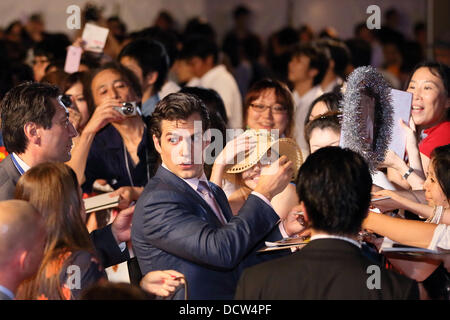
xmin=155 ymin=166 xmax=227 ymax=225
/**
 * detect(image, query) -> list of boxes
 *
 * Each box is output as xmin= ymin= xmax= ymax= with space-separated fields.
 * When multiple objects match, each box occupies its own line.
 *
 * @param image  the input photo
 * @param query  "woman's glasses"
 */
xmin=250 ymin=103 xmax=287 ymax=114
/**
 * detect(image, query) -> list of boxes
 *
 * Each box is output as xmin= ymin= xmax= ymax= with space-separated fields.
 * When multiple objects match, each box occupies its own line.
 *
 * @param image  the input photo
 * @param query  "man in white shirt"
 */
xmin=181 ymin=36 xmax=243 ymax=129
xmin=0 ymin=200 xmax=46 ymax=300
xmin=317 ymin=38 xmax=350 ymax=93
xmin=289 ymin=44 xmax=329 ymax=158
xmin=236 ymin=146 xmax=419 ymax=300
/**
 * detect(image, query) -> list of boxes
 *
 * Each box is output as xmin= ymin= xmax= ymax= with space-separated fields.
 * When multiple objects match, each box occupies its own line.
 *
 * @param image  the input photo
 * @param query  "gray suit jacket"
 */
xmin=0 ymin=155 xmax=20 ymax=201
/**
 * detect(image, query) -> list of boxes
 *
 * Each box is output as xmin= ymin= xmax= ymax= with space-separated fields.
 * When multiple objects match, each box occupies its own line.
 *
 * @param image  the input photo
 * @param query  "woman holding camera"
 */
xmin=67 ymin=62 xmax=154 ymax=194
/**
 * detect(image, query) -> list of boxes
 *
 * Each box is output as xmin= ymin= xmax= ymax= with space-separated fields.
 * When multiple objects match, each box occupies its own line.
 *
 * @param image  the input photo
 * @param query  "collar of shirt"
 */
xmin=11 ymin=152 xmax=31 ymax=174
xmin=161 ymin=163 xmax=208 ymax=193
xmin=141 ymin=94 xmax=160 ymax=117
xmin=295 ymin=85 xmax=323 ymax=107
xmin=310 ymin=234 xmax=362 ymax=248
xmin=0 ymin=285 xmax=15 ymax=300
xmin=199 ymin=64 xmax=227 ymax=84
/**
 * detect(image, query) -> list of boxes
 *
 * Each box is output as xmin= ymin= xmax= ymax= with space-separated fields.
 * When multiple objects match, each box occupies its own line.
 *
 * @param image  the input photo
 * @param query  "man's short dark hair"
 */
xmin=179 ymin=36 xmax=219 ymax=65
xmin=296 ymin=147 xmax=372 ymax=236
xmin=316 ymin=39 xmax=350 ymax=78
xmin=118 ymin=38 xmax=170 ymax=92
xmin=0 ymin=82 xmax=60 ymax=154
xmin=150 ymin=92 xmax=211 ymax=141
xmin=290 ymin=44 xmax=329 ymax=86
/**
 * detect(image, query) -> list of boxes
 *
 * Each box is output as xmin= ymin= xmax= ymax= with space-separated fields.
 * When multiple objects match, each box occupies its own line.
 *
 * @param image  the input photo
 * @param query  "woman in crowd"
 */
xmin=405 ymin=62 xmax=450 ymax=175
xmin=67 ymin=62 xmax=154 ymax=193
xmin=15 ymin=163 xmax=106 ymax=299
xmin=62 ymin=72 xmax=95 ymax=132
xmin=305 ymin=111 xmax=342 ymax=153
xmin=304 ymin=91 xmax=342 ymax=126
xmin=366 ymin=144 xmax=450 ymax=249
xmin=243 ymin=78 xmax=295 ymax=138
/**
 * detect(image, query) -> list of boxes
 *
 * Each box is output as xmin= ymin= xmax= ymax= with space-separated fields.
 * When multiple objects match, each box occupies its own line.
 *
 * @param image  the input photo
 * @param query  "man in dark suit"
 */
xmin=0 ymin=82 xmax=130 ymax=268
xmin=235 ymin=147 xmax=419 ymax=300
xmin=132 ymin=92 xmax=296 ymax=299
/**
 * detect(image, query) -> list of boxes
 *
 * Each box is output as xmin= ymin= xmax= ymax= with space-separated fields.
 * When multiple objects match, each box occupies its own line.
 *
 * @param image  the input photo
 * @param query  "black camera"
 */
xmin=114 ymin=102 xmax=141 ymax=117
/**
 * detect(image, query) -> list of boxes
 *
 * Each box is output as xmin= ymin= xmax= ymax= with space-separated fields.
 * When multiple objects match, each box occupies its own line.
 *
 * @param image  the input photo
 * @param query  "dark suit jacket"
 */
xmin=235 ymin=238 xmax=419 ymax=300
xmin=0 ymin=155 xmax=127 ymax=268
xmin=132 ymin=166 xmax=285 ymax=300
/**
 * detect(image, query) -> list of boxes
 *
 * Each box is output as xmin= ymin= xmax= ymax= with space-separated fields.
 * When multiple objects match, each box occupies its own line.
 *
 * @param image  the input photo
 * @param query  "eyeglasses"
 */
xmin=32 ymin=58 xmax=50 ymax=65
xmin=250 ymin=103 xmax=287 ymax=114
xmin=58 ymin=94 xmax=73 ymax=109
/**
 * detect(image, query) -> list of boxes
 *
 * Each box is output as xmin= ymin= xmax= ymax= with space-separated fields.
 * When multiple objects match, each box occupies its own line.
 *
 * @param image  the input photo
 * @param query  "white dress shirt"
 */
xmin=158 ymin=80 xmax=181 ymax=100
xmin=310 ymin=233 xmax=362 ymax=248
xmin=292 ymin=85 xmax=323 ymax=159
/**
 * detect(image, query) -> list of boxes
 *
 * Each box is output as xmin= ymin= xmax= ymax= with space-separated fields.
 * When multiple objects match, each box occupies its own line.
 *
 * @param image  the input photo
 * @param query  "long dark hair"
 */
xmin=431 ymin=144 xmax=450 ymax=201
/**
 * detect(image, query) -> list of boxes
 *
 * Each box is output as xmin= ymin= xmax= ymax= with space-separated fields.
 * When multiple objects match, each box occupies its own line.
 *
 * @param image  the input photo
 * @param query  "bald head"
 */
xmin=0 ymin=200 xmax=45 ymax=267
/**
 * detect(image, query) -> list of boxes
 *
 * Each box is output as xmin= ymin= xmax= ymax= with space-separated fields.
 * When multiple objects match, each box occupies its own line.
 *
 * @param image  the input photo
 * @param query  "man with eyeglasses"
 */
xmin=0 ymin=82 xmax=131 ymax=269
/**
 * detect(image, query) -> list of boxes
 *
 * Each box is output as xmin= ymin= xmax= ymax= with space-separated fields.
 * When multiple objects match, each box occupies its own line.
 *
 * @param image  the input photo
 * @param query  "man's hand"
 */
xmin=254 ymin=155 xmax=293 ymax=203
xmin=111 ymin=205 xmax=135 ymax=244
xmin=140 ymin=270 xmax=185 ymax=297
xmin=110 ymin=186 xmax=143 ymax=210
xmin=283 ymin=205 xmax=309 ymax=237
xmin=214 ymin=131 xmax=256 ymax=166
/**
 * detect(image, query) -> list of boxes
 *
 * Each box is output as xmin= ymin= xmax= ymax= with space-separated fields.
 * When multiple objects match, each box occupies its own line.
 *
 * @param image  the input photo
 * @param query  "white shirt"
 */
xmin=0 ymin=285 xmax=14 ymax=300
xmin=292 ymin=85 xmax=323 ymax=159
xmin=158 ymin=80 xmax=180 ymax=100
xmin=11 ymin=153 xmax=31 ymax=173
xmin=310 ymin=234 xmax=362 ymax=248
xmin=321 ymin=77 xmax=343 ymax=94
xmin=428 ymin=224 xmax=450 ymax=251
xmin=187 ymin=65 xmax=243 ymax=129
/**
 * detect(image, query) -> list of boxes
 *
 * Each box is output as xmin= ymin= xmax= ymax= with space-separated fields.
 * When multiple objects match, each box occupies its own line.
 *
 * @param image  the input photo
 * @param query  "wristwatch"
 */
xmin=403 ymin=167 xmax=414 ymax=179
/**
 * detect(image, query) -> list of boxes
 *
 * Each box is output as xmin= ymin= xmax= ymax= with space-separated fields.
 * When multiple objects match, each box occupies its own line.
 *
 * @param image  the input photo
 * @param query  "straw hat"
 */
xmin=225 ymin=130 xmax=303 ymax=181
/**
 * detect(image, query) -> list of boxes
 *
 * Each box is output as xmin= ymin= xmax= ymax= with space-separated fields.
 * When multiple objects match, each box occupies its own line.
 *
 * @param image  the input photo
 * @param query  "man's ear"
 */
xmin=308 ymin=68 xmax=318 ymax=81
xmin=144 ymin=71 xmax=158 ymax=87
xmin=152 ymin=134 xmax=162 ymax=155
xmin=23 ymin=122 xmax=40 ymax=145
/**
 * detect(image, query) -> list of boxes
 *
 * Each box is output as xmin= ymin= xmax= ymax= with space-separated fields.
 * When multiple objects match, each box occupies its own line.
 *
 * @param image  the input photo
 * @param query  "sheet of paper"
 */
xmin=388 ymin=89 xmax=412 ymax=159
xmin=82 ymin=23 xmax=109 ymax=53
xmin=64 ymin=46 xmax=82 ymax=73
xmin=372 ymin=170 xmax=396 ymax=190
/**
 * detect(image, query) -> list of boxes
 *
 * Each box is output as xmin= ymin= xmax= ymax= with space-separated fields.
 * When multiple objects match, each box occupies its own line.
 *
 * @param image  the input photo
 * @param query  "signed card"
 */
xmin=82 ymin=23 xmax=109 ymax=53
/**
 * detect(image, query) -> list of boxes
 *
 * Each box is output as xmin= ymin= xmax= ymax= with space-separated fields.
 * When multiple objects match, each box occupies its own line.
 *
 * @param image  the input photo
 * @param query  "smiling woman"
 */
xmin=405 ymin=62 xmax=450 ymax=174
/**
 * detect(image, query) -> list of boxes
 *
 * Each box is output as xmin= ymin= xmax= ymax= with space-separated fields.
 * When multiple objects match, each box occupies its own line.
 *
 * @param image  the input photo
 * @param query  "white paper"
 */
xmin=388 ymin=89 xmax=412 ymax=159
xmin=82 ymin=23 xmax=109 ymax=53
xmin=372 ymin=170 xmax=396 ymax=190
